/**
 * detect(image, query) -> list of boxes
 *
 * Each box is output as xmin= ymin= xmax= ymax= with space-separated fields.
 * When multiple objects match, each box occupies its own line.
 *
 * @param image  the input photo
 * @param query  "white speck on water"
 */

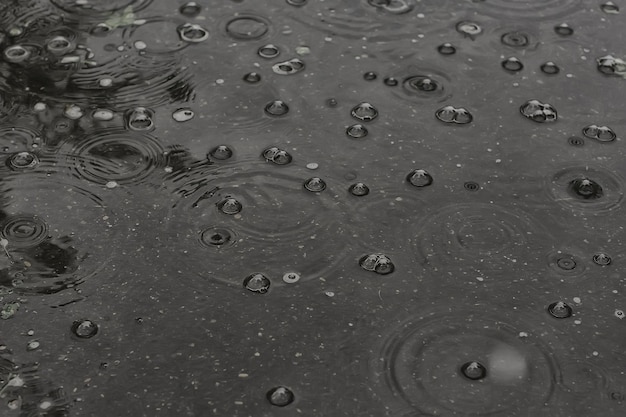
xmin=573 ymin=297 xmax=581 ymax=304
xmin=306 ymin=162 xmax=319 ymax=170
xmin=105 ymin=181 xmax=118 ymax=189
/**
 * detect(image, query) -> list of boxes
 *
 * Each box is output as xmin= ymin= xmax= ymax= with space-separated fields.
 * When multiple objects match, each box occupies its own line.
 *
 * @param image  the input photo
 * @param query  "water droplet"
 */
xmin=4 ymin=45 xmax=30 ymax=63
xmin=267 ymin=386 xmax=294 ymax=406
xmin=437 ymin=42 xmax=456 ymax=55
xmin=456 ymin=21 xmax=482 ymax=37
xmin=349 ymin=182 xmax=370 ymax=196
xmin=554 ymin=23 xmax=574 ymax=36
xmin=502 ymin=56 xmax=524 ymax=72
xmin=383 ymin=77 xmax=398 ymax=86
xmin=272 ymin=58 xmax=305 ymax=75
xmin=8 ymin=152 xmax=39 ymax=170
xmin=126 ymin=107 xmax=155 ymax=131
xmin=359 ymin=254 xmax=395 ymax=275
xmin=46 ymin=36 xmax=73 ymax=55
xmin=435 ymin=106 xmax=473 ymax=124
xmin=180 ymin=1 xmax=202 ymax=17
xmin=243 ymin=72 xmax=261 ymax=83
xmin=568 ymin=178 xmax=603 ymax=199
xmin=282 ymin=272 xmax=301 ymax=283
xmin=501 ymin=31 xmax=529 ymax=47
xmin=178 ymin=23 xmax=209 ymax=42
xmin=582 ymin=124 xmax=616 ymax=142
xmin=592 ymin=253 xmax=611 ymax=266
xmin=548 ymin=301 xmax=573 ymax=318
xmin=363 ymin=71 xmax=377 ymax=81
xmin=303 ymin=177 xmax=327 ymax=192
xmin=200 ymin=227 xmax=234 ymax=247
xmin=464 ymin=181 xmax=480 ymax=191
xmin=519 ymin=100 xmax=558 ymax=123
xmin=540 ymin=61 xmax=560 ymax=75
xmin=262 ymin=147 xmax=292 ymax=165
xmin=209 ymin=145 xmax=234 ymax=161
xmin=407 ymin=169 xmax=434 ymax=187
xmin=258 ymin=44 xmax=280 ymax=58
xmin=460 ymin=361 xmax=487 ymax=380
xmin=217 ymin=197 xmax=243 ymax=215
xmin=71 ymin=319 xmax=98 ymax=339
xmin=556 ymin=256 xmax=577 ymax=270
xmin=351 ymin=102 xmax=378 ymax=122
xmin=601 ymin=1 xmax=619 ymax=14
xmin=568 ymin=136 xmax=585 ymax=146
xmin=226 ymin=15 xmax=270 ymax=40
xmin=243 ymin=273 xmax=270 ymax=293
xmin=172 ymin=108 xmax=194 ymax=122
xmin=264 ymin=100 xmax=289 ymax=116
xmin=346 ymin=124 xmax=368 ymax=139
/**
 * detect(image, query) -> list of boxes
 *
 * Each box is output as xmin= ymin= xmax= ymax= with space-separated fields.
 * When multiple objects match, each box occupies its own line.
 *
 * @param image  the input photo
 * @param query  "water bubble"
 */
xmin=272 ymin=58 xmax=305 ymax=75
xmin=600 ymin=1 xmax=619 ymax=13
xmin=502 ymin=57 xmax=524 ymax=72
xmin=264 ymin=100 xmax=289 ymax=116
xmin=326 ymin=98 xmax=338 ymax=107
xmin=267 ymin=386 xmax=294 ymax=406
xmin=464 ymin=181 xmax=480 ymax=191
xmin=200 ymin=227 xmax=235 ymax=248
xmin=303 ymin=177 xmax=327 ymax=192
xmin=437 ymin=43 xmax=456 ymax=55
xmin=435 ymin=106 xmax=473 ymax=124
xmin=71 ymin=319 xmax=98 ymax=339
xmin=456 ymin=21 xmax=482 ymax=37
xmin=351 ymin=102 xmax=378 ymax=122
xmin=172 ymin=108 xmax=194 ymax=122
xmin=367 ymin=0 xmax=415 ymax=14
xmin=4 ymin=45 xmax=30 ymax=63
xmin=592 ymin=253 xmax=611 ymax=266
xmin=286 ymin=0 xmax=307 ymax=5
xmin=407 ymin=169 xmax=434 ymax=187
xmin=596 ymin=55 xmax=626 ymax=75
xmin=501 ymin=31 xmax=529 ymax=47
xmin=519 ymin=100 xmax=557 ymax=123
xmin=568 ymin=136 xmax=585 ymax=146
xmin=359 ymin=254 xmax=395 ymax=275
xmin=8 ymin=152 xmax=39 ymax=170
xmin=93 ymin=109 xmax=115 ymax=121
xmin=383 ymin=77 xmax=398 ymax=86
xmin=554 ymin=23 xmax=574 ymax=36
xmin=243 ymin=273 xmax=270 ymax=293
xmin=209 ymin=145 xmax=234 ymax=161
xmin=126 ymin=107 xmax=155 ymax=131
xmin=217 ymin=197 xmax=243 ymax=215
xmin=46 ymin=36 xmax=73 ymax=55
xmin=64 ymin=104 xmax=84 ymax=120
xmin=614 ymin=310 xmax=624 ymax=320
xmin=180 ymin=2 xmax=202 ymax=17
xmin=460 ymin=361 xmax=487 ymax=380
xmin=349 ymin=182 xmax=370 ymax=196
xmin=243 ymin=72 xmax=261 ymax=83
xmin=226 ymin=16 xmax=270 ymax=40
xmin=540 ymin=61 xmax=560 ymax=75
xmin=282 ymin=272 xmax=301 ymax=283
xmin=568 ymin=178 xmax=603 ymax=199
xmin=262 ymin=147 xmax=292 ymax=165
xmin=582 ymin=124 xmax=616 ymax=142
xmin=178 ymin=23 xmax=209 ymax=42
xmin=346 ymin=124 xmax=369 ymax=139
xmin=258 ymin=44 xmax=280 ymax=58
xmin=548 ymin=301 xmax=573 ymax=318
xmin=363 ymin=71 xmax=377 ymax=81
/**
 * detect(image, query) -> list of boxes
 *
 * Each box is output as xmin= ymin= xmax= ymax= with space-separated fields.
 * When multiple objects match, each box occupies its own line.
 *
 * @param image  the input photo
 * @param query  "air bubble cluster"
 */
xmin=582 ymin=125 xmax=616 ymax=142
xmin=519 ymin=100 xmax=557 ymax=123
xmin=435 ymin=106 xmax=473 ymax=124
xmin=262 ymin=147 xmax=292 ymax=165
xmin=359 ymin=253 xmax=395 ymax=275
xmin=596 ymin=55 xmax=626 ymax=75
xmin=272 ymin=58 xmax=305 ymax=75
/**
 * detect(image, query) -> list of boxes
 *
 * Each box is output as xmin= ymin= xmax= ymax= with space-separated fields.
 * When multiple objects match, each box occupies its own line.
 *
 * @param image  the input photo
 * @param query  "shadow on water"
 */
xmin=0 ymin=0 xmax=625 ymax=416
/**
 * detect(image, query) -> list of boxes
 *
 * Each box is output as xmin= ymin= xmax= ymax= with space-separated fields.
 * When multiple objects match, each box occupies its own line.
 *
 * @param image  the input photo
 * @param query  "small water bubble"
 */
xmin=303 ymin=177 xmax=327 ymax=192
xmin=554 ymin=23 xmax=574 ymax=36
xmin=243 ymin=72 xmax=261 ymax=83
xmin=568 ymin=177 xmax=603 ymax=199
xmin=407 ymin=169 xmax=433 ymax=187
xmin=349 ymin=182 xmax=370 ymax=196
xmin=556 ymin=256 xmax=577 ymax=270
xmin=363 ymin=71 xmax=377 ymax=81
xmin=437 ymin=42 xmax=456 ymax=55
xmin=272 ymin=58 xmax=305 ymax=75
xmin=8 ymin=152 xmax=38 ymax=170
xmin=126 ymin=107 xmax=155 ymax=131
xmin=346 ymin=124 xmax=369 ymax=139
xmin=464 ymin=181 xmax=480 ymax=191
xmin=519 ymin=100 xmax=557 ymax=123
xmin=258 ymin=44 xmax=280 ymax=58
xmin=267 ymin=386 xmax=294 ymax=406
xmin=172 ymin=108 xmax=194 ymax=122
xmin=287 ymin=0 xmax=307 ymax=5
xmin=326 ymin=98 xmax=338 ymax=107
xmin=600 ymin=1 xmax=620 ymax=14
xmin=64 ymin=104 xmax=84 ymax=120
xmin=460 ymin=361 xmax=487 ymax=380
xmin=381 ymin=77 xmax=396 ymax=86
xmin=548 ymin=301 xmax=573 ymax=318
xmin=502 ymin=56 xmax=524 ymax=72
xmin=282 ymin=272 xmax=301 ymax=283
xmin=180 ymin=1 xmax=202 ymax=17
xmin=359 ymin=254 xmax=395 ymax=275
xmin=71 ymin=319 xmax=98 ymax=339
xmin=200 ymin=227 xmax=233 ymax=247
xmin=105 ymin=181 xmax=118 ymax=189
xmin=582 ymin=124 xmax=616 ymax=142
xmin=4 ymin=45 xmax=30 ymax=63
xmin=262 ymin=147 xmax=292 ymax=165
xmin=178 ymin=23 xmax=209 ymax=42
xmin=351 ymin=102 xmax=378 ymax=122
xmin=264 ymin=100 xmax=289 ymax=117
xmin=568 ymin=136 xmax=585 ymax=146
xmin=217 ymin=197 xmax=243 ymax=215
xmin=592 ymin=253 xmax=611 ymax=266
xmin=209 ymin=145 xmax=234 ymax=160
xmin=540 ymin=61 xmax=560 ymax=75
xmin=596 ymin=55 xmax=626 ymax=75
xmin=501 ymin=31 xmax=529 ymax=47
xmin=27 ymin=340 xmax=40 ymax=351
xmin=243 ymin=273 xmax=271 ymax=293
xmin=46 ymin=36 xmax=73 ymax=55
xmin=456 ymin=21 xmax=482 ymax=37
xmin=405 ymin=76 xmax=439 ymax=92
xmin=615 ymin=310 xmax=625 ymax=319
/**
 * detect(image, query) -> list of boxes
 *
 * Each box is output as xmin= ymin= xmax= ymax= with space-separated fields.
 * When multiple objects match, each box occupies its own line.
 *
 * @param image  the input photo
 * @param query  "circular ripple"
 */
xmin=50 ymin=0 xmax=153 ymax=18
xmin=546 ymin=249 xmax=587 ymax=279
xmin=548 ymin=165 xmax=623 ymax=214
xmin=374 ymin=306 xmax=559 ymax=416
xmin=224 ymin=14 xmax=271 ymax=40
xmin=386 ymin=66 xmax=452 ymax=103
xmin=474 ymin=0 xmax=583 ymax=20
xmin=0 ymin=126 xmax=42 ymax=155
xmin=66 ymin=129 xmax=165 ymax=186
xmin=415 ymin=203 xmax=547 ymax=269
xmin=0 ymin=215 xmax=49 ymax=248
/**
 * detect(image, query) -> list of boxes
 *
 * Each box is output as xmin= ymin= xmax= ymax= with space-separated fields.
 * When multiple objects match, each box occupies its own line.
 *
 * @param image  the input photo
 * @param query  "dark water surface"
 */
xmin=0 ymin=0 xmax=625 ymax=415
